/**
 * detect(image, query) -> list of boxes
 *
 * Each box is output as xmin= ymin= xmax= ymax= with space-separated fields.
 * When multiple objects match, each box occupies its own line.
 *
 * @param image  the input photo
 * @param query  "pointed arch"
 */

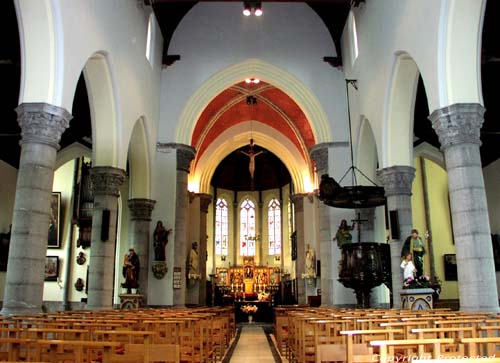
xmin=191 ymin=122 xmax=313 ymax=194
xmin=127 ymin=117 xmax=152 ymax=199
xmin=83 ymin=52 xmax=119 ymax=167
xmin=383 ymin=53 xmax=421 ymax=167
xmin=356 ymin=116 xmax=379 ymax=183
xmin=176 ymin=59 xmax=331 ymax=145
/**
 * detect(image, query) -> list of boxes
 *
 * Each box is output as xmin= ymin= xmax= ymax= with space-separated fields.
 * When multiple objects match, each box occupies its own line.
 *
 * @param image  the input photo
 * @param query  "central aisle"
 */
xmin=227 ymin=324 xmax=279 ymax=363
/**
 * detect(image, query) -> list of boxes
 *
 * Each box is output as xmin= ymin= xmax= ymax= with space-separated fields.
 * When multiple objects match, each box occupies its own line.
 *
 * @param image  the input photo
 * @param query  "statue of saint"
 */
xmin=305 ymin=244 xmax=316 ymax=276
xmin=188 ymin=242 xmax=199 ymax=275
xmin=121 ymin=248 xmax=140 ymax=293
xmin=401 ymin=229 xmax=426 ymax=278
xmin=333 ymin=219 xmax=355 ymax=248
xmin=153 ymin=220 xmax=171 ymax=261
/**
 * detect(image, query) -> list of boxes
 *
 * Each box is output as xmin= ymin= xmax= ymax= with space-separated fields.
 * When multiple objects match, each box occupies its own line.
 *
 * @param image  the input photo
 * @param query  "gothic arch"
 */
xmin=15 ymin=0 xmax=63 ymax=106
xmin=175 ymin=59 xmax=331 ymax=145
xmin=193 ymin=122 xmax=312 ymax=194
xmin=383 ymin=53 xmax=421 ymax=167
xmin=127 ymin=117 xmax=152 ymax=199
xmin=83 ymin=53 xmax=118 ymax=167
xmin=55 ymin=142 xmax=92 ymax=170
xmin=356 ymin=116 xmax=379 ymax=183
xmin=438 ymin=0 xmax=486 ymax=107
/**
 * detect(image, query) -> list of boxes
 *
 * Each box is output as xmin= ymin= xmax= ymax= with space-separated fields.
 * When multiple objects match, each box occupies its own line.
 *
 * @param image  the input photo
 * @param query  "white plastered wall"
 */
xmin=160 ymin=2 xmax=347 ymax=145
xmin=15 ymin=0 xmax=162 ymax=172
xmin=341 ymin=0 xmax=485 ymax=168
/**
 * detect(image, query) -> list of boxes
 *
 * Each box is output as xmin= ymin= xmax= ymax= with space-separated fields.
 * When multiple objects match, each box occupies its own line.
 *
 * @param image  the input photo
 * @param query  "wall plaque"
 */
xmin=173 ymin=267 xmax=182 ymax=289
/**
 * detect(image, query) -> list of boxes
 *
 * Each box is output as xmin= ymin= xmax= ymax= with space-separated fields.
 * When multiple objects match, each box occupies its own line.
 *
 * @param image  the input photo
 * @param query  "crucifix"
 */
xmin=351 ymin=212 xmax=368 ymax=243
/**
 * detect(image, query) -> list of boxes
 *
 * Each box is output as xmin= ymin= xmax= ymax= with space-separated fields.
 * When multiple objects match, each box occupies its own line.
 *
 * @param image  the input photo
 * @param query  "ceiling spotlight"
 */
xmin=245 ymin=78 xmax=260 ymax=84
xmin=243 ymin=6 xmax=251 ymax=16
xmin=243 ymin=1 xmax=262 ymax=17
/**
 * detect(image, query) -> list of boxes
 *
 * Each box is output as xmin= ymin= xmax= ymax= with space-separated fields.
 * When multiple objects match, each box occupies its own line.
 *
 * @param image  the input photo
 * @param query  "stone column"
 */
xmin=198 ymin=193 xmax=212 ymax=305
xmin=1 ymin=103 xmax=71 ymax=316
xmin=87 ymin=166 xmax=126 ymax=310
xmin=429 ymin=103 xmax=499 ymax=312
xmin=310 ymin=144 xmax=334 ymax=306
xmin=377 ymin=166 xmax=415 ymax=309
xmin=127 ymin=198 xmax=156 ymax=301
xmin=290 ymin=193 xmax=307 ymax=305
xmin=171 ymin=144 xmax=196 ymax=307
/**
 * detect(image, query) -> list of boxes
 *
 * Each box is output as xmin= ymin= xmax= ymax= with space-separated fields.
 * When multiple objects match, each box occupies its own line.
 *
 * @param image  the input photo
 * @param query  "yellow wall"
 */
xmin=0 ymin=161 xmax=17 ymax=298
xmin=411 ymin=157 xmax=458 ymax=300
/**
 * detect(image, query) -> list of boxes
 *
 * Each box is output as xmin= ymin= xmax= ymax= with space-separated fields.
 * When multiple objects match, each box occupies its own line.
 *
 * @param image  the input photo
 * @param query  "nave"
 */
xmin=5 ymin=305 xmax=500 ymax=362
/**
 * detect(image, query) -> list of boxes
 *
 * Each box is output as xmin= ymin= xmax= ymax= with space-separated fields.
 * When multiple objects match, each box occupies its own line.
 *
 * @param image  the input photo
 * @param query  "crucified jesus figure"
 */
xmin=241 ymin=148 xmax=264 ymax=179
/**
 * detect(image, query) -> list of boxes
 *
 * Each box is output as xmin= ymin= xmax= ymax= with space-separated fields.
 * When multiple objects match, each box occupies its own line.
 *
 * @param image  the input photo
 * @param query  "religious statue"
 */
xmin=121 ymin=248 xmax=140 ymax=293
xmin=188 ymin=241 xmax=199 ymax=275
xmin=305 ymin=244 xmax=316 ymax=276
xmin=240 ymin=139 xmax=265 ymax=182
xmin=401 ymin=229 xmax=426 ymax=278
xmin=333 ymin=219 xmax=355 ymax=248
xmin=153 ymin=220 xmax=171 ymax=262
xmin=400 ymin=252 xmax=417 ymax=281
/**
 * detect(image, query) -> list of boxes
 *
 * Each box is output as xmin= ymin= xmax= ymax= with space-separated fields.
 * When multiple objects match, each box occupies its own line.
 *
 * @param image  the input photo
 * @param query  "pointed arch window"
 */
xmin=215 ymin=198 xmax=229 ymax=257
xmin=146 ymin=13 xmax=156 ymax=67
xmin=348 ymin=11 xmax=359 ymax=63
xmin=240 ymin=198 xmax=256 ymax=256
xmin=268 ymin=198 xmax=281 ymax=255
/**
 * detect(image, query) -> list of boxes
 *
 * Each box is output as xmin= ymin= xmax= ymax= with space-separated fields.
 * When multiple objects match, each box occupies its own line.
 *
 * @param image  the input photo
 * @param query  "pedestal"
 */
xmin=400 ymin=288 xmax=434 ymax=310
xmin=119 ymin=293 xmax=144 ymax=309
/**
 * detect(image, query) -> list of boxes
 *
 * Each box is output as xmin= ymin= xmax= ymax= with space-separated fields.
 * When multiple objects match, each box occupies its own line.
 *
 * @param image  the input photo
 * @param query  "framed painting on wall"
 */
xmin=45 ymin=256 xmax=59 ymax=281
xmin=48 ymin=192 xmax=61 ymax=248
xmin=444 ymin=254 xmax=458 ymax=281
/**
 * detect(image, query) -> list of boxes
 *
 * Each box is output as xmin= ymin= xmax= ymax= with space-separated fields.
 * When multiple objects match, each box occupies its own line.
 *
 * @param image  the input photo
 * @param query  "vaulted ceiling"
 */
xmin=0 ymin=0 xmax=499 ymax=194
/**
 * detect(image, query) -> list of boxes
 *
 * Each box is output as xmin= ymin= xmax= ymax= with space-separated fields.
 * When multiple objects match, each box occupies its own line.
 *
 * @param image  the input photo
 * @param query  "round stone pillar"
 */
xmin=87 ymin=166 xmax=126 ymax=310
xmin=1 ymin=103 xmax=71 ymax=316
xmin=290 ymin=193 xmax=307 ymax=305
xmin=429 ymin=103 xmax=499 ymax=312
xmin=127 ymin=198 xmax=156 ymax=301
xmin=377 ymin=165 xmax=415 ymax=309
xmin=170 ymin=144 xmax=196 ymax=307
xmin=187 ymin=193 xmax=212 ymax=306
xmin=310 ymin=144 xmax=334 ymax=306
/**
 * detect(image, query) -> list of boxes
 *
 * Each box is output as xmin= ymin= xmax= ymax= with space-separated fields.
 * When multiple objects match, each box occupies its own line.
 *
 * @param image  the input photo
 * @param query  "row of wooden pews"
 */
xmin=0 ymin=306 xmax=235 ymax=363
xmin=274 ymin=306 xmax=500 ymax=363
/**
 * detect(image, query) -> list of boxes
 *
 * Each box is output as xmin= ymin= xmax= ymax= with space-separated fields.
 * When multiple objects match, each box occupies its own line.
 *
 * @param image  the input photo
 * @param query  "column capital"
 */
xmin=128 ymin=198 xmax=156 ymax=221
xmin=157 ymin=143 xmax=196 ymax=172
xmin=16 ymin=103 xmax=72 ymax=150
xmin=196 ymin=193 xmax=212 ymax=213
xmin=429 ymin=103 xmax=485 ymax=150
xmin=290 ymin=193 xmax=313 ymax=212
xmin=90 ymin=166 xmax=126 ymax=197
xmin=377 ymin=165 xmax=415 ymax=196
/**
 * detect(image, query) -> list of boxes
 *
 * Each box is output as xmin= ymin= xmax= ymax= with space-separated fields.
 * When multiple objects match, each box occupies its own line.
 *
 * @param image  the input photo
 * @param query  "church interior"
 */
xmin=0 ymin=0 xmax=500 ymax=361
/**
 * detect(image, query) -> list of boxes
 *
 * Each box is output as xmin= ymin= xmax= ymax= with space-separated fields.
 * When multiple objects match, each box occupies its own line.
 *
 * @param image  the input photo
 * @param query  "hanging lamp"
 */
xmin=318 ymin=80 xmax=386 ymax=209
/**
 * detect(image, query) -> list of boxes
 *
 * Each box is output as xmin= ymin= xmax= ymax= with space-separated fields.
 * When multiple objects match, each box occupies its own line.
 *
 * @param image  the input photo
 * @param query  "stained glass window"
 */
xmin=268 ymin=198 xmax=281 ymax=255
xmin=240 ymin=198 xmax=256 ymax=256
xmin=215 ymin=198 xmax=228 ymax=256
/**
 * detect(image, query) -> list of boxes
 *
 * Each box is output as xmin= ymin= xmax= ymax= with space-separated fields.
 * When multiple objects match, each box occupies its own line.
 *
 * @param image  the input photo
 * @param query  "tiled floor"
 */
xmin=228 ymin=324 xmax=278 ymax=363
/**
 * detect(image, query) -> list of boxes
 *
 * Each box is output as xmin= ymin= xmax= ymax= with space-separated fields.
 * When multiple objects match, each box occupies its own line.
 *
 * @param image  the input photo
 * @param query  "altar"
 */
xmin=214 ymin=257 xmax=281 ymax=307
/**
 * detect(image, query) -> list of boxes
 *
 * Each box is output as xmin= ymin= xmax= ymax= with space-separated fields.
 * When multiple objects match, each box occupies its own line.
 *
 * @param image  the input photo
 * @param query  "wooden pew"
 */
xmin=340 ymin=329 xmax=403 ymax=363
xmin=370 ymin=338 xmax=455 ymax=362
xmin=33 ymin=339 xmax=122 ymax=363
xmin=413 ymin=359 xmax=500 ymax=363
xmin=108 ymin=343 xmax=180 ymax=363
xmin=462 ymin=337 xmax=500 ymax=357
xmin=0 ymin=337 xmax=34 ymax=361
